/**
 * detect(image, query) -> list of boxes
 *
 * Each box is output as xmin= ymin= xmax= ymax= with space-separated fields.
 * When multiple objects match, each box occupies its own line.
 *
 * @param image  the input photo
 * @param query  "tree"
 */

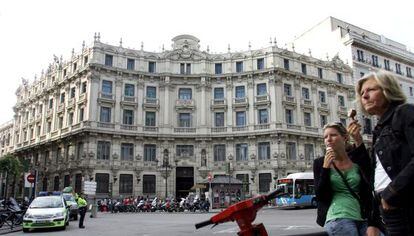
xmin=0 ymin=154 xmax=23 ymax=198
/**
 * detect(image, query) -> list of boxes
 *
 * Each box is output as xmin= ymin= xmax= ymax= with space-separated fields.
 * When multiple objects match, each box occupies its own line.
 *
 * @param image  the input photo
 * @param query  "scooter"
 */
xmin=195 ymin=189 xmax=327 ymax=236
xmin=137 ymin=200 xmax=145 ymax=212
xmin=195 ymin=189 xmax=283 ymax=236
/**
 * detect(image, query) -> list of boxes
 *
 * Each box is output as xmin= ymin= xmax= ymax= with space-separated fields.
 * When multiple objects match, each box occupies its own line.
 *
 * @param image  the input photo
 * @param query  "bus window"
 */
xmin=304 ymin=179 xmax=315 ymax=195
xmin=277 ymin=181 xmax=293 ymax=196
xmin=277 ymin=184 xmax=287 ymax=194
xmin=295 ymin=180 xmax=304 ymax=195
xmin=286 ymin=184 xmax=293 ymax=195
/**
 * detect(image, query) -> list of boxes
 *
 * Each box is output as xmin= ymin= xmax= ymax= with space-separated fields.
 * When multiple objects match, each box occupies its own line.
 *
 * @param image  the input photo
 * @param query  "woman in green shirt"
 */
xmin=313 ymin=122 xmax=382 ymax=236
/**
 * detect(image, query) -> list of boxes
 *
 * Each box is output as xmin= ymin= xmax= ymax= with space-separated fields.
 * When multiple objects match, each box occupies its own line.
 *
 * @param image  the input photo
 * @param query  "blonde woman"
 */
xmin=313 ymin=122 xmax=381 ymax=236
xmin=356 ymin=71 xmax=414 ymax=236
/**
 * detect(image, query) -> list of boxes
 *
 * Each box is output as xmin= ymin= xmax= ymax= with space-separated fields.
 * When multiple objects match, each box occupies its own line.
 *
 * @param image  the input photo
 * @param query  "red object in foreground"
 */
xmin=195 ymin=188 xmax=283 ymax=236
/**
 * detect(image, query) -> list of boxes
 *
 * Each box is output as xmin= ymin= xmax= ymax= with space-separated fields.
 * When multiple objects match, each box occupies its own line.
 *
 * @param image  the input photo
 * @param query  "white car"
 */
xmin=22 ymin=195 xmax=69 ymax=232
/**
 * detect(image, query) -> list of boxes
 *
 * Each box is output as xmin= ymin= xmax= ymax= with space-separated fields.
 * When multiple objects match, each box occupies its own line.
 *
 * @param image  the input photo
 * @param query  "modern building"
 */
xmin=291 ymin=16 xmax=414 ymax=136
xmin=6 ymin=34 xmax=353 ymax=199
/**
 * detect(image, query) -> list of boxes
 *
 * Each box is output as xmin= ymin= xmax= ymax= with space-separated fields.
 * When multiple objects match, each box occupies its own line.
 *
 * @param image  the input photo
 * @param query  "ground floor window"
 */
xmin=64 ymin=175 xmax=70 ymax=188
xmin=96 ymin=173 xmax=109 ymax=194
xmin=259 ymin=173 xmax=271 ymax=193
xmin=119 ymin=174 xmax=133 ymax=194
xmin=143 ymin=175 xmax=156 ymax=194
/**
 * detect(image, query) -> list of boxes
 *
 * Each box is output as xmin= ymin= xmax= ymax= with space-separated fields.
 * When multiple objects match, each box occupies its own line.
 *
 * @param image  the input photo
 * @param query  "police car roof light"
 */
xmin=38 ymin=191 xmax=62 ymax=196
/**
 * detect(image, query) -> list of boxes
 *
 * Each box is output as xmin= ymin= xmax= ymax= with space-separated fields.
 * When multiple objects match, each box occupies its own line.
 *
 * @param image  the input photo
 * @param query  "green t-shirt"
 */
xmin=326 ymin=164 xmax=362 ymax=223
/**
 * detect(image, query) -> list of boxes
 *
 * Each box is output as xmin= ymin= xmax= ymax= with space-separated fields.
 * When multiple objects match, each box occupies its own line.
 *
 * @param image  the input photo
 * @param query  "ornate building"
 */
xmin=0 ymin=121 xmax=13 ymax=157
xmin=6 ymin=34 xmax=353 ymax=199
xmin=292 ymin=16 xmax=414 ymax=137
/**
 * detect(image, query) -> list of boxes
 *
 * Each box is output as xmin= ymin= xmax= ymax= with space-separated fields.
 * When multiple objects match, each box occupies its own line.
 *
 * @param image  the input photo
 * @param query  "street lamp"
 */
xmin=162 ymin=149 xmax=171 ymax=200
xmin=276 ymin=133 xmax=282 ymax=179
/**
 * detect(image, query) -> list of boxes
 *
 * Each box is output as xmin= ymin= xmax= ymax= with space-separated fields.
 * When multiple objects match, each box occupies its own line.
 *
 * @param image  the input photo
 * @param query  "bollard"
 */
xmin=90 ymin=198 xmax=97 ymax=218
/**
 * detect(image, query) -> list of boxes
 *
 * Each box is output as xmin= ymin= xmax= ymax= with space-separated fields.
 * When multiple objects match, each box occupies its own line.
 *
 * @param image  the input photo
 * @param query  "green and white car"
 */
xmin=22 ymin=195 xmax=69 ymax=232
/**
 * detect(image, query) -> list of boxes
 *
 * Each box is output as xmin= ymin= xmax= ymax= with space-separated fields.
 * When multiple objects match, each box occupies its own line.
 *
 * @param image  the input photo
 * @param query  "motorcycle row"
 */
xmin=110 ymin=197 xmax=210 ymax=213
xmin=0 ymin=197 xmax=28 ymax=230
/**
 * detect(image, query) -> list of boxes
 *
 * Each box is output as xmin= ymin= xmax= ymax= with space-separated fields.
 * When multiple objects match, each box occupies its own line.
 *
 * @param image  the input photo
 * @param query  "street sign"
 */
xmin=27 ymin=174 xmax=35 ymax=183
xmin=83 ymin=181 xmax=97 ymax=195
xmin=24 ymin=172 xmax=35 ymax=187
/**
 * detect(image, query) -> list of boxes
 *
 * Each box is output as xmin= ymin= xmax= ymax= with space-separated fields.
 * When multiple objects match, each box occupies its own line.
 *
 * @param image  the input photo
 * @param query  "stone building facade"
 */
xmin=7 ymin=34 xmax=353 ymax=199
xmin=0 ymin=121 xmax=13 ymax=157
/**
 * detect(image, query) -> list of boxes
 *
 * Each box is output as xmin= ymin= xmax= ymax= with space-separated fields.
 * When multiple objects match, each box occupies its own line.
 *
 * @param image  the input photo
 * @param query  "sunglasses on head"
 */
xmin=323 ymin=121 xmax=345 ymax=130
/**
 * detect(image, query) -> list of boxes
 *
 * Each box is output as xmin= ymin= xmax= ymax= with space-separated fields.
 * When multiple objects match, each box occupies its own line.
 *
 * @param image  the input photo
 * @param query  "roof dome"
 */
xmin=171 ymin=34 xmax=200 ymax=51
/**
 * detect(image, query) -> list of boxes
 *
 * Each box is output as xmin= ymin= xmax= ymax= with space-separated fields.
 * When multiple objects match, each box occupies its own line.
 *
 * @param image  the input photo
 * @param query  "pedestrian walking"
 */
xmin=356 ymin=71 xmax=414 ymax=235
xmin=313 ymin=122 xmax=381 ymax=236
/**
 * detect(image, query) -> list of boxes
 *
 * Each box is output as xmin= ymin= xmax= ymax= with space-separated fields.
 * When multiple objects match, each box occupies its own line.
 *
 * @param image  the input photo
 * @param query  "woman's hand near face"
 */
xmin=347 ymin=120 xmax=363 ymax=147
xmin=323 ymin=147 xmax=335 ymax=168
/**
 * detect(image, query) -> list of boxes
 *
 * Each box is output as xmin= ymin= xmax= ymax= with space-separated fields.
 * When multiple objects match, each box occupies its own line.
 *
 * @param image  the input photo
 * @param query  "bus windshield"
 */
xmin=277 ymin=179 xmax=293 ymax=195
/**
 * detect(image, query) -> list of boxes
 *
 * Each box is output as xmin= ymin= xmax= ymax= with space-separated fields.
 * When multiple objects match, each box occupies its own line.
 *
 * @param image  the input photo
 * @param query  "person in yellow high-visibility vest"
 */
xmin=76 ymin=193 xmax=87 ymax=228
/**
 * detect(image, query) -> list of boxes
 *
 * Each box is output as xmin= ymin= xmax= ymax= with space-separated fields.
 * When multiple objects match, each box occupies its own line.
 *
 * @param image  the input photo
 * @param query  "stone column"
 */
xmin=52 ymin=91 xmax=60 ymax=130
xmin=39 ymin=99 xmax=46 ymax=135
xmin=114 ymin=79 xmax=123 ymax=125
xmin=311 ymin=82 xmax=319 ymax=129
xmin=86 ymin=135 xmax=97 ymax=166
xmin=268 ymin=75 xmax=277 ymax=127
xmin=136 ymin=76 xmax=144 ymax=126
xmin=199 ymin=79 xmax=207 ymax=127
xmin=250 ymin=168 xmax=257 ymax=196
xmin=72 ymin=79 xmax=80 ymax=125
xmin=111 ymin=170 xmax=119 ymax=198
xmin=327 ymin=84 xmax=337 ymax=121
xmin=63 ymin=86 xmax=70 ymax=127
xmin=294 ymin=77 xmax=302 ymax=127
xmin=160 ymin=77 xmax=171 ymax=130
xmin=88 ymin=72 xmax=100 ymax=123
xmin=134 ymin=169 xmax=142 ymax=197
xmin=247 ymin=76 xmax=254 ymax=130
xmin=226 ymin=81 xmax=233 ymax=128
xmin=167 ymin=85 xmax=176 ymax=129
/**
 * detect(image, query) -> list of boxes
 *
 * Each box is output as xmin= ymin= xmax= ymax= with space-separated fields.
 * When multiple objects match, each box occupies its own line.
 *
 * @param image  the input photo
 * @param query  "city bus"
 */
xmin=275 ymin=172 xmax=316 ymax=208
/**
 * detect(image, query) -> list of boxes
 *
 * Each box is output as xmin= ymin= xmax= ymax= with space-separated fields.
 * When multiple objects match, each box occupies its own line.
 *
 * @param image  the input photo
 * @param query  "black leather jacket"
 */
xmin=313 ymin=144 xmax=378 ymax=227
xmin=372 ymin=102 xmax=414 ymax=208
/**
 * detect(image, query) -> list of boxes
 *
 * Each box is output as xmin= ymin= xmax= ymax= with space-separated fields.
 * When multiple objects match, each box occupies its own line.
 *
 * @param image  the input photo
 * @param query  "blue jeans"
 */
xmin=325 ymin=218 xmax=367 ymax=236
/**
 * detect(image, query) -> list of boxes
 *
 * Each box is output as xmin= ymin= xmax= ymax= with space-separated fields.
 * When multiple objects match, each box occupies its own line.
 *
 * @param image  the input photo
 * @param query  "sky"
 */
xmin=0 ymin=0 xmax=413 ymax=125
